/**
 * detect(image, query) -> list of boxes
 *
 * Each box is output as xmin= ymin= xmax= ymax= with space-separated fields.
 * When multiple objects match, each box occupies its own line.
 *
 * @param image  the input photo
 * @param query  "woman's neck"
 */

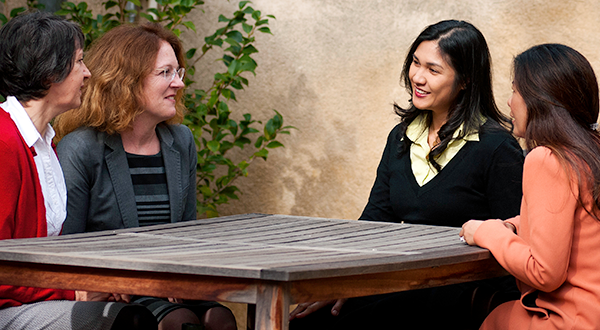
xmin=21 ymin=99 xmax=57 ymax=137
xmin=121 ymin=121 xmax=160 ymax=155
xmin=428 ymin=111 xmax=448 ymax=149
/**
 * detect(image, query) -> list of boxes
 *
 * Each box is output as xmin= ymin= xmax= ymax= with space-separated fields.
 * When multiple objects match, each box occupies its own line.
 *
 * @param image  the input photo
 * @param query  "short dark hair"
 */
xmin=0 ymin=11 xmax=84 ymax=102
xmin=395 ymin=20 xmax=509 ymax=170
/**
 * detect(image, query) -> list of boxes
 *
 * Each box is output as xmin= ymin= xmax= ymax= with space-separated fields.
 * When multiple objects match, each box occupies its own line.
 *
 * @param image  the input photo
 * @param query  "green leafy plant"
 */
xmin=0 ymin=0 xmax=43 ymax=25
xmin=1 ymin=0 xmax=294 ymax=217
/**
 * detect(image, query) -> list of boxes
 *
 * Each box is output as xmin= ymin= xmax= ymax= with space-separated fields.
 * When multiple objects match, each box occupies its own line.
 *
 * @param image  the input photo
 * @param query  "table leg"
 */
xmin=247 ymin=304 xmax=256 ymax=330
xmin=255 ymin=283 xmax=290 ymax=330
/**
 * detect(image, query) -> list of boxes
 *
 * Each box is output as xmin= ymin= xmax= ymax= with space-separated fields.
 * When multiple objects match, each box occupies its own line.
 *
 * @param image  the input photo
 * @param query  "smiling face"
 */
xmin=45 ymin=48 xmax=91 ymax=115
xmin=408 ymin=40 xmax=461 ymax=118
xmin=139 ymin=40 xmax=184 ymax=126
xmin=508 ymin=83 xmax=528 ymax=138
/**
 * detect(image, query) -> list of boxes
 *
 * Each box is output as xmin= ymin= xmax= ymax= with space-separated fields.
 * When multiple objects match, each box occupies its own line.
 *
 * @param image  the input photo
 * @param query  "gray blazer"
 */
xmin=57 ymin=124 xmax=198 ymax=234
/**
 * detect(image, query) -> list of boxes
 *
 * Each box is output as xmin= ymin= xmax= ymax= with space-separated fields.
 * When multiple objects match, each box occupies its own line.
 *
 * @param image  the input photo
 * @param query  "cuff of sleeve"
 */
xmin=473 ymin=219 xmax=509 ymax=249
xmin=505 ymin=216 xmax=520 ymax=234
xmin=66 ymin=290 xmax=76 ymax=301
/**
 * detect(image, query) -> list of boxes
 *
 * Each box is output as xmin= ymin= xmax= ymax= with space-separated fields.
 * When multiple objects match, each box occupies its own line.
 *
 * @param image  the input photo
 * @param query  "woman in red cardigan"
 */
xmin=0 ymin=12 xmax=156 ymax=330
xmin=461 ymin=44 xmax=600 ymax=329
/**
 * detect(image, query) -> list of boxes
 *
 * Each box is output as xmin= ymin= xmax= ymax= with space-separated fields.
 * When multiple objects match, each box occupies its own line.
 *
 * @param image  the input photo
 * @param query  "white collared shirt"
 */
xmin=407 ymin=114 xmax=480 ymax=186
xmin=2 ymin=96 xmax=67 ymax=236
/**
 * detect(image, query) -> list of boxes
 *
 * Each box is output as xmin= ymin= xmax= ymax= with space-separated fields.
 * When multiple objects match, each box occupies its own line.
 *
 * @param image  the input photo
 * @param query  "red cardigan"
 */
xmin=0 ymin=109 xmax=74 ymax=308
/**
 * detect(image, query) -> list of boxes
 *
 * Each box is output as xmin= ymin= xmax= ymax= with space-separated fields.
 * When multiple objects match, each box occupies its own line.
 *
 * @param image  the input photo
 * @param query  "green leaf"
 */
xmin=205 ymin=209 xmax=220 ymax=218
xmin=183 ymin=21 xmax=196 ymax=32
xmin=227 ymin=59 xmax=240 ymax=75
xmin=234 ymin=137 xmax=251 ymax=148
xmin=199 ymin=186 xmax=213 ymax=197
xmin=222 ymin=89 xmax=232 ymax=100
xmin=238 ymin=0 xmax=250 ymax=9
xmin=242 ymin=22 xmax=252 ymax=34
xmin=207 ymin=140 xmax=220 ymax=152
xmin=185 ymin=48 xmax=197 ymax=59
xmin=238 ymin=160 xmax=250 ymax=171
xmin=180 ymin=0 xmax=195 ymax=7
xmin=217 ymin=100 xmax=230 ymax=114
xmin=224 ymin=37 xmax=240 ymax=47
xmin=139 ymin=12 xmax=156 ymax=22
xmin=258 ymin=26 xmax=272 ymax=34
xmin=242 ymin=44 xmax=258 ymax=55
xmin=10 ymin=7 xmax=26 ymax=17
xmin=254 ymin=148 xmax=269 ymax=160
xmin=218 ymin=14 xmax=229 ymax=22
xmin=128 ymin=0 xmax=141 ymax=6
xmin=221 ymin=186 xmax=240 ymax=199
xmin=222 ymin=55 xmax=234 ymax=67
xmin=220 ymin=141 xmax=234 ymax=153
xmin=254 ymin=135 xmax=265 ymax=148
xmin=226 ymin=30 xmax=243 ymax=43
xmin=76 ymin=1 xmax=88 ymax=10
xmin=0 ymin=14 xmax=6 ymax=25
xmin=54 ymin=9 xmax=72 ymax=15
xmin=266 ymin=141 xmax=284 ymax=149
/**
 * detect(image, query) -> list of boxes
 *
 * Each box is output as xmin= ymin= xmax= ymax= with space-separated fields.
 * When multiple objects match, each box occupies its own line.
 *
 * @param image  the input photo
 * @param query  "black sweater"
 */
xmin=360 ymin=122 xmax=524 ymax=227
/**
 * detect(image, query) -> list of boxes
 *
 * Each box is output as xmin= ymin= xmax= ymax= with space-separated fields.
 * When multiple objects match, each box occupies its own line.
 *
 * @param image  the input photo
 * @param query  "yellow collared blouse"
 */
xmin=406 ymin=114 xmax=480 ymax=186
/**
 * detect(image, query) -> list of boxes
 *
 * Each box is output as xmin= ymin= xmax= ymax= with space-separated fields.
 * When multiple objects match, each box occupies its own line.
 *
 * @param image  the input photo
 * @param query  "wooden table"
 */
xmin=0 ymin=213 xmax=507 ymax=330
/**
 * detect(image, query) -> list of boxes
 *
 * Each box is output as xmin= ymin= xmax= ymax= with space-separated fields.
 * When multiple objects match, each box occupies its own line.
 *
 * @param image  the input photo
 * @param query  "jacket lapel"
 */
xmin=157 ymin=125 xmax=182 ymax=223
xmin=104 ymin=133 xmax=139 ymax=228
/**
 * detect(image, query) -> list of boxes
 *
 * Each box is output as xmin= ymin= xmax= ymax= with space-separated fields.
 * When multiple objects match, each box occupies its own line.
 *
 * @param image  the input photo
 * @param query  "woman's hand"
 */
xmin=168 ymin=297 xmax=184 ymax=304
xmin=289 ymin=299 xmax=347 ymax=320
xmin=75 ymin=291 xmax=112 ymax=302
xmin=111 ymin=294 xmax=131 ymax=303
xmin=75 ymin=291 xmax=131 ymax=302
xmin=460 ymin=220 xmax=484 ymax=246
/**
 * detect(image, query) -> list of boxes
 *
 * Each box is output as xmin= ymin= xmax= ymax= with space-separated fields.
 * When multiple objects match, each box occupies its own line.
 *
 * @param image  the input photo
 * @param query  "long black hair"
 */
xmin=514 ymin=43 xmax=600 ymax=215
xmin=395 ymin=20 xmax=510 ymax=170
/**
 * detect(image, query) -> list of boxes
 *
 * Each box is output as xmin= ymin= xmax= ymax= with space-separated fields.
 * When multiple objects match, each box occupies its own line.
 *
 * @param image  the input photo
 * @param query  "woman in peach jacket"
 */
xmin=461 ymin=43 xmax=600 ymax=330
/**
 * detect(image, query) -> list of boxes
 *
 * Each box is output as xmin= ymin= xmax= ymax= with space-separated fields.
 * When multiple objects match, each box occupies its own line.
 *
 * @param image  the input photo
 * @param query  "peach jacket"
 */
xmin=475 ymin=147 xmax=600 ymax=330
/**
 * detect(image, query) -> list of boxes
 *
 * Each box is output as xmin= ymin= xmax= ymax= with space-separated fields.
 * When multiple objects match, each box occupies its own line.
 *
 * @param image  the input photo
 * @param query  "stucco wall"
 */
xmin=185 ymin=0 xmax=600 ymax=220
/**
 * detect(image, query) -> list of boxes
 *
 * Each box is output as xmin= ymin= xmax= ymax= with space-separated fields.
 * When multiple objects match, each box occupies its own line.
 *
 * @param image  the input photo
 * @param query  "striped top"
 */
xmin=126 ymin=151 xmax=171 ymax=227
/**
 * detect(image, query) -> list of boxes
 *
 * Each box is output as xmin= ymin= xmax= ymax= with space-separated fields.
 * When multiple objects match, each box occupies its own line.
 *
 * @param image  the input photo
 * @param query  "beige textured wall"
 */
xmin=184 ymin=0 xmax=600 ymax=220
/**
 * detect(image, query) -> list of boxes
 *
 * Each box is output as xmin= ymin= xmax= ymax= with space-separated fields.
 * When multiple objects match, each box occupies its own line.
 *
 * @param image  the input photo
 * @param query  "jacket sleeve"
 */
xmin=0 ymin=131 xmax=75 ymax=307
xmin=182 ymin=126 xmax=198 ymax=221
xmin=56 ymin=133 xmax=92 ymax=234
xmin=0 ymin=139 xmax=20 ymax=239
xmin=475 ymin=147 xmax=574 ymax=292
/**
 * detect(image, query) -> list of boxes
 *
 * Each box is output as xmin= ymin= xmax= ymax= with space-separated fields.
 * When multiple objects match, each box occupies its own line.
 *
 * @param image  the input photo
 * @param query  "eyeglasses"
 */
xmin=156 ymin=67 xmax=185 ymax=82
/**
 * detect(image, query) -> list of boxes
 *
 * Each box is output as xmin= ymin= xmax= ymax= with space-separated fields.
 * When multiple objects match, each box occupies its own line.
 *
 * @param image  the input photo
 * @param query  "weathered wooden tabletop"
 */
xmin=0 ymin=213 xmax=507 ymax=330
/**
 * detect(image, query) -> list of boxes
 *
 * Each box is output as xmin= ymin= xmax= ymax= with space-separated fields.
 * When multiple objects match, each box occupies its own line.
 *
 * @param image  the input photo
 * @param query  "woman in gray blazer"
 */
xmin=54 ymin=23 xmax=236 ymax=330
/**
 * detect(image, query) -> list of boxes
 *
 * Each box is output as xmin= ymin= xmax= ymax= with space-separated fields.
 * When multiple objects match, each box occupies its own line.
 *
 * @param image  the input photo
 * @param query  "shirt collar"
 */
xmin=405 ymin=113 xmax=480 ymax=144
xmin=2 ymin=96 xmax=55 ymax=147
